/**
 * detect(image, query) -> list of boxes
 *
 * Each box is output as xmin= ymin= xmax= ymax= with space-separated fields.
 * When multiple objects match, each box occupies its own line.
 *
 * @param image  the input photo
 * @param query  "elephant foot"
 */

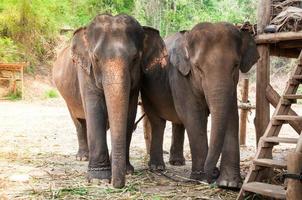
xmin=87 ymin=166 xmax=111 ymax=183
xmin=206 ymin=167 xmax=220 ymax=183
xmin=88 ymin=178 xmax=111 ymax=185
xmin=76 ymin=149 xmax=89 ymax=161
xmin=216 ymin=172 xmax=242 ymax=190
xmin=126 ymin=163 xmax=134 ymax=175
xmin=148 ymin=160 xmax=165 ymax=171
xmin=169 ymin=155 xmax=185 ymax=166
xmin=190 ymin=171 xmax=206 ymax=181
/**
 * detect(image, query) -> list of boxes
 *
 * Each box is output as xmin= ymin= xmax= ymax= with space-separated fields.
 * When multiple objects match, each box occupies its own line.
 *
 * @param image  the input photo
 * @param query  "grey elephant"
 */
xmin=141 ymin=22 xmax=259 ymax=189
xmin=53 ymin=14 xmax=168 ymax=188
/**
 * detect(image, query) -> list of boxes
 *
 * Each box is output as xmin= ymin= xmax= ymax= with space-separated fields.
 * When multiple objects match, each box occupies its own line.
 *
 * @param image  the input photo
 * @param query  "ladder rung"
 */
xmin=242 ymin=182 xmax=286 ymax=199
xmin=281 ymin=98 xmax=296 ymax=105
xmin=274 ymin=115 xmax=302 ymax=121
xmin=253 ymin=158 xmax=287 ymax=169
xmin=262 ymin=136 xmax=298 ymax=144
xmin=283 ymin=94 xmax=302 ymax=99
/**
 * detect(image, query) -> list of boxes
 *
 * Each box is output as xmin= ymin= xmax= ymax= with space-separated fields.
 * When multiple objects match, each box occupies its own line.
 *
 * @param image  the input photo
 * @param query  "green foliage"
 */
xmin=0 ymin=0 xmax=60 ymax=65
xmin=44 ymin=89 xmax=59 ymax=99
xmin=134 ymin=0 xmax=257 ymax=36
xmin=0 ymin=0 xmax=257 ymax=69
xmin=0 ymin=37 xmax=23 ymax=62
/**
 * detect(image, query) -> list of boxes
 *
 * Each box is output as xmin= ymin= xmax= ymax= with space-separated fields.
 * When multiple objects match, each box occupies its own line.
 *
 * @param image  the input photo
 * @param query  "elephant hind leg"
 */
xmin=169 ymin=123 xmax=185 ymax=166
xmin=71 ymin=116 xmax=89 ymax=161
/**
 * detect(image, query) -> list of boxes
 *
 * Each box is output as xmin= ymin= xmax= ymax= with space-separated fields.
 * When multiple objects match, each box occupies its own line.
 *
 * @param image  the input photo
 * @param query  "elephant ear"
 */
xmin=142 ymin=26 xmax=168 ymax=73
xmin=71 ymin=27 xmax=92 ymax=74
xmin=240 ymin=31 xmax=260 ymax=73
xmin=170 ymin=32 xmax=191 ymax=76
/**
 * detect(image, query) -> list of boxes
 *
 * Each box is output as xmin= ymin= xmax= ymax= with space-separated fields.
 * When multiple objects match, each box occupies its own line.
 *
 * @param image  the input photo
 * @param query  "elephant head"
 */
xmin=171 ymin=22 xmax=259 ymax=180
xmin=71 ymin=14 xmax=167 ymax=188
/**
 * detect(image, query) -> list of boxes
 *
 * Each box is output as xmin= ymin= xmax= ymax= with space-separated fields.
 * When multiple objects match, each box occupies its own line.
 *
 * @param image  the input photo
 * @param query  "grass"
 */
xmin=53 ymin=187 xmax=89 ymax=198
xmin=44 ymin=89 xmax=59 ymax=99
xmin=5 ymin=90 xmax=22 ymax=101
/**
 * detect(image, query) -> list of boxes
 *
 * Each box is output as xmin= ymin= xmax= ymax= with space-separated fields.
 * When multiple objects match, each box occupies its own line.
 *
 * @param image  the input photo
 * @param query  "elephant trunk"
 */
xmin=204 ymin=84 xmax=236 ymax=182
xmin=102 ymin=63 xmax=130 ymax=188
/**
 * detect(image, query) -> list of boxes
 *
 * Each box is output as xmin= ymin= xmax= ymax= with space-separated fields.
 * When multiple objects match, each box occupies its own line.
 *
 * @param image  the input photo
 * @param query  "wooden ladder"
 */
xmin=237 ymin=51 xmax=302 ymax=200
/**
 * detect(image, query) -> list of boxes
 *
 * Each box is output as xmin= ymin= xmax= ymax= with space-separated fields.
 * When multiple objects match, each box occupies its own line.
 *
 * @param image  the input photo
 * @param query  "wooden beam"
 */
xmin=270 ymin=47 xmax=300 ymax=58
xmin=266 ymin=84 xmax=302 ymax=135
xmin=278 ymin=40 xmax=302 ymax=49
xmin=256 ymin=32 xmax=302 ymax=44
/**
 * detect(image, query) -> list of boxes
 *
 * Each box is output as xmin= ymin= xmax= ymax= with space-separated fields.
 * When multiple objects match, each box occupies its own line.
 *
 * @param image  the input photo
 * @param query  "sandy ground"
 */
xmin=0 ymin=94 xmax=300 ymax=199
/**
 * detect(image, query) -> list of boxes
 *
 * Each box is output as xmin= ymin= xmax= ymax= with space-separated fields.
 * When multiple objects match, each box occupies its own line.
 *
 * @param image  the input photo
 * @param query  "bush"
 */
xmin=0 ymin=37 xmax=24 ymax=62
xmin=0 ymin=0 xmax=59 ymax=65
xmin=44 ymin=89 xmax=59 ymax=99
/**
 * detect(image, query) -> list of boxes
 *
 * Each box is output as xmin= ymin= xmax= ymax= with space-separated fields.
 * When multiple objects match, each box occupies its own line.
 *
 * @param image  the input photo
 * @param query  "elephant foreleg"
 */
xmin=85 ymin=93 xmax=111 ymax=181
xmin=183 ymin=114 xmax=209 ymax=181
xmin=217 ymin=103 xmax=241 ymax=189
xmin=169 ymin=123 xmax=185 ymax=166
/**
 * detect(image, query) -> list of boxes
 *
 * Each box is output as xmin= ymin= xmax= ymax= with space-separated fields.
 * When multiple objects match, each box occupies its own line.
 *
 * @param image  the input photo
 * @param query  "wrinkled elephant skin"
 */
xmin=141 ymin=22 xmax=259 ymax=189
xmin=53 ymin=14 xmax=168 ymax=188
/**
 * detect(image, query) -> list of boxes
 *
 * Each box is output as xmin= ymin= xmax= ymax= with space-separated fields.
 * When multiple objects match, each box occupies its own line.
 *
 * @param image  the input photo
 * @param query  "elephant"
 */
xmin=53 ymin=14 xmax=168 ymax=188
xmin=141 ymin=22 xmax=259 ymax=189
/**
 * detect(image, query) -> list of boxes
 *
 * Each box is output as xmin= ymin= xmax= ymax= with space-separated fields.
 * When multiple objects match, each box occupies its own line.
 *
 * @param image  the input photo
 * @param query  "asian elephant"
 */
xmin=53 ymin=14 xmax=167 ymax=188
xmin=141 ymin=22 xmax=259 ymax=189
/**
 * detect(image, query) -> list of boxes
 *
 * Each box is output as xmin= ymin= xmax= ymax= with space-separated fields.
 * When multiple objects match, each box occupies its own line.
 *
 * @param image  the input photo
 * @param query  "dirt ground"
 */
xmin=0 ymin=77 xmax=300 ymax=199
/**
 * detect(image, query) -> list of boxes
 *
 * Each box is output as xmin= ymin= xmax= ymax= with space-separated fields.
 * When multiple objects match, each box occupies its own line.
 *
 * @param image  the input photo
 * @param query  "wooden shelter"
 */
xmin=0 ymin=62 xmax=27 ymax=99
xmin=238 ymin=1 xmax=302 ymax=199
xmin=255 ymin=1 xmax=302 ymax=142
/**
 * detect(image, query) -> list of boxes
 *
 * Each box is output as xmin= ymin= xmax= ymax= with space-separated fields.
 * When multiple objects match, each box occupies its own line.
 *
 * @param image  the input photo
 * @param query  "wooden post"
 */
xmin=255 ymin=0 xmax=271 ymax=145
xmin=240 ymin=78 xmax=249 ymax=146
xmin=286 ymin=134 xmax=302 ymax=200
xmin=21 ymin=66 xmax=24 ymax=100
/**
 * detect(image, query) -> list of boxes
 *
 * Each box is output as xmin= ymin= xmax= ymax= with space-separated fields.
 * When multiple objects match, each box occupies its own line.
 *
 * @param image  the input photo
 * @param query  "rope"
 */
xmin=150 ymin=170 xmax=207 ymax=184
xmin=133 ymin=113 xmax=145 ymax=132
xmin=283 ymin=172 xmax=302 ymax=181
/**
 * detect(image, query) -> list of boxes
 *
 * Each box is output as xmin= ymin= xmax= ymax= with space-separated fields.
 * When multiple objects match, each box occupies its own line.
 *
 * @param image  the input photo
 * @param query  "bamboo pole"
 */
xmin=240 ymin=79 xmax=249 ymax=146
